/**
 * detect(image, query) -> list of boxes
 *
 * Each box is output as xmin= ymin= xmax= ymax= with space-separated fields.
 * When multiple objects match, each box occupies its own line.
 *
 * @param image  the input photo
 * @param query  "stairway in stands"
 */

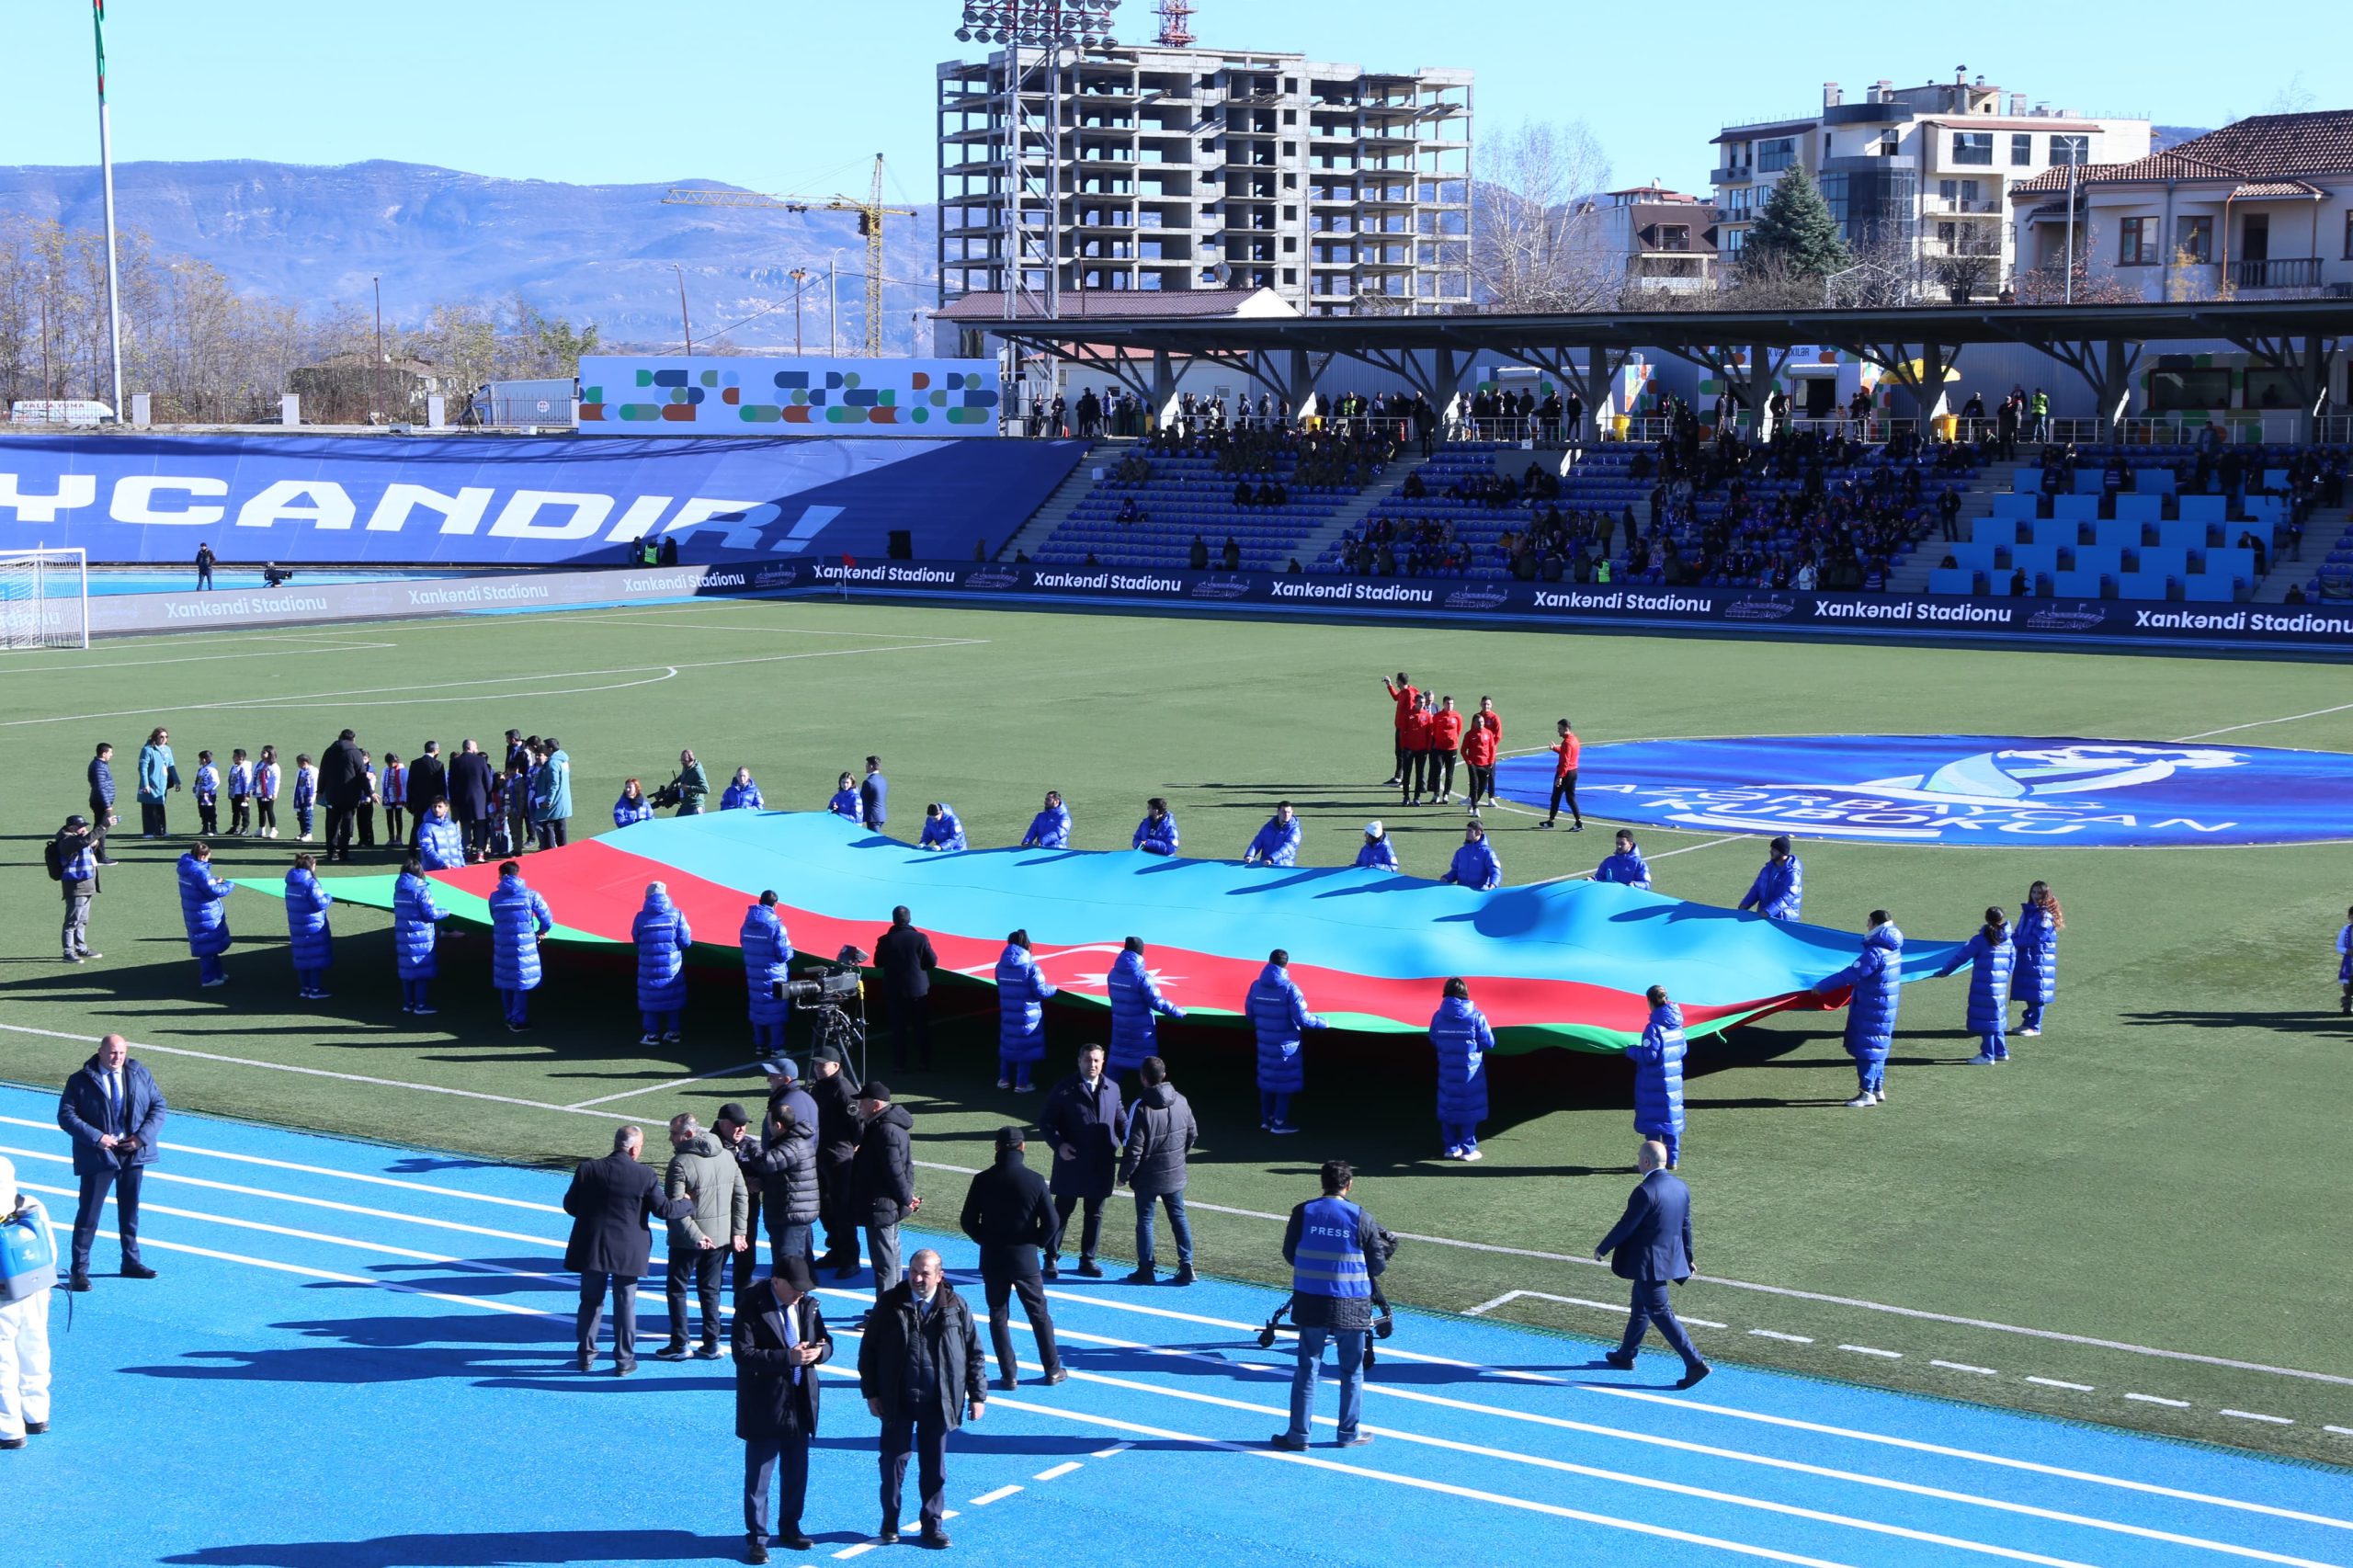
xmin=993 ymin=441 xmax=1122 ymax=562
xmin=1884 ymin=460 xmax=2029 ymax=594
xmin=2252 ymin=504 xmax=2353 ymax=602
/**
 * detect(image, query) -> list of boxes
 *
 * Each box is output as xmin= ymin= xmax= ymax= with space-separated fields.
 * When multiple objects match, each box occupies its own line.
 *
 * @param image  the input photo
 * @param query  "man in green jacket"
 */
xmin=660 ymin=1112 xmax=748 ymax=1360
xmin=672 ymin=749 xmax=711 ymax=816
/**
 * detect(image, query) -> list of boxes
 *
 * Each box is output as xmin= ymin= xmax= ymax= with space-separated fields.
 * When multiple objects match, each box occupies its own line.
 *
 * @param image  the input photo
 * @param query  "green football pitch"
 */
xmin=5 ymin=598 xmax=2349 ymax=1465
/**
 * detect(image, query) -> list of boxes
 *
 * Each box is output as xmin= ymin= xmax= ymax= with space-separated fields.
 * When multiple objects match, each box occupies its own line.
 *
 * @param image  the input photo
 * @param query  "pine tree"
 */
xmin=1745 ymin=165 xmax=1850 ymax=280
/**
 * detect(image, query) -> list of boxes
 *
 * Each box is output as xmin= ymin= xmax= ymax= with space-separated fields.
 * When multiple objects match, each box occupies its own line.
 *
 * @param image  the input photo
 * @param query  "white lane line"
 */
xmin=832 ymin=1545 xmax=875 ymax=1560
xmin=2175 ymin=700 xmax=2353 ymax=741
xmin=555 ymin=614 xmax=974 ymax=641
xmin=1031 ymin=1462 xmax=1083 ymax=1482
xmin=2026 ymin=1378 xmax=2095 ymax=1392
xmin=1463 ymin=1288 xmax=1726 ymax=1329
xmin=973 ymin=1300 xmax=2341 ymax=1566
xmin=1839 ymin=1346 xmax=1904 ymax=1360
xmin=1751 ymin=1330 xmax=1814 ymax=1344
xmin=8 ymin=1037 xmax=2347 ymax=1395
xmin=1526 ymin=836 xmax=1750 ymax=885
xmin=1933 ymin=1360 xmax=2001 ymax=1377
xmin=2126 ymin=1394 xmax=2193 ymax=1409
xmin=562 ymin=1060 xmax=766 ymax=1109
xmin=1090 ymin=1443 xmax=1132 ymax=1459
xmin=968 ymin=1486 xmax=1022 ymax=1506
xmin=2218 ymin=1411 xmax=2295 ymax=1426
xmin=60 ymin=1223 xmax=557 ymax=1319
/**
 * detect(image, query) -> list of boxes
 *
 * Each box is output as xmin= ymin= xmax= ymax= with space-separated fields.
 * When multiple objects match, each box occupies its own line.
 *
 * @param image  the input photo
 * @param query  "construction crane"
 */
xmin=662 ymin=154 xmax=912 ymax=357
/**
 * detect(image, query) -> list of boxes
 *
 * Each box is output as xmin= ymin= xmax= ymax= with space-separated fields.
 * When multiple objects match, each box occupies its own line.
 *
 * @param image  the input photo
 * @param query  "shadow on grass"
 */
xmin=2122 ymin=1009 xmax=2351 ymax=1037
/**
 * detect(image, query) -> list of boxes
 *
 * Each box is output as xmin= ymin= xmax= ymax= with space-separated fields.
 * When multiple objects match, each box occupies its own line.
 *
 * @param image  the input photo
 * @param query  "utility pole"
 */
xmin=789 ymin=267 xmax=809 ymax=355
xmin=2063 ymin=144 xmax=2079 ymax=306
xmin=372 ymin=275 xmax=384 ymax=423
xmin=91 ymin=0 xmax=125 ymax=417
xmin=674 ymin=264 xmax=693 ymax=356
xmin=829 ymin=250 xmax=843 ymax=356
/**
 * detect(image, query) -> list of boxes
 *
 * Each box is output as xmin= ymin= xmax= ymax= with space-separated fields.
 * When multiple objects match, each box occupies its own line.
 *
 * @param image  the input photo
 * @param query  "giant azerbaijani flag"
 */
xmin=250 ymin=812 xmax=1960 ymax=1052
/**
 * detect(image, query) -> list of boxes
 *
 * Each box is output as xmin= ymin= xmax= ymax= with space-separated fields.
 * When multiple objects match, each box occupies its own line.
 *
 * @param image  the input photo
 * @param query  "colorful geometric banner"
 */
xmin=244 ymin=812 xmax=1962 ymax=1052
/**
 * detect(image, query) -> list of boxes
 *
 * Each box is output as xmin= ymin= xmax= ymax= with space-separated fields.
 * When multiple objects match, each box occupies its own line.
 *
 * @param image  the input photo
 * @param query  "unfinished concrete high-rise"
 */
xmin=937 ymin=43 xmax=1472 ymax=315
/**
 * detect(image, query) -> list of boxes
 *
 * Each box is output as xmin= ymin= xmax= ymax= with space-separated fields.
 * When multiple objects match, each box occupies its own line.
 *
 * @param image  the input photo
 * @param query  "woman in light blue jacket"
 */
xmin=137 ymin=726 xmax=178 ymax=838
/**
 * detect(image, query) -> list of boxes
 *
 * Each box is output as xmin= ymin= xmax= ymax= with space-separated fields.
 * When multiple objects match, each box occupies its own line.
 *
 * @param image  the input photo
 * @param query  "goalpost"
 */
xmin=0 ymin=547 xmax=91 ymax=651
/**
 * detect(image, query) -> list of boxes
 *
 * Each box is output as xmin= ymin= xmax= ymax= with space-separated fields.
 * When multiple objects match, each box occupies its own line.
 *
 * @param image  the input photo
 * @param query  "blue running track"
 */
xmin=1 ymin=1084 xmax=2346 ymax=1568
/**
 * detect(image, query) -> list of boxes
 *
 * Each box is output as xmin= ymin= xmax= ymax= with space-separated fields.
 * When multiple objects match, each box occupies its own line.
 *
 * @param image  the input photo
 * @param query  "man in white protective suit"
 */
xmin=0 ymin=1154 xmax=58 ymax=1449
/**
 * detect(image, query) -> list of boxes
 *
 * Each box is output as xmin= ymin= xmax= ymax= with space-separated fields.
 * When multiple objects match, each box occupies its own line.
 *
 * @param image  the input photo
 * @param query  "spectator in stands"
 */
xmin=1222 ymin=537 xmax=1242 ymax=571
xmin=1242 ymin=802 xmax=1302 ymax=868
xmin=1188 ymin=535 xmax=1210 ymax=570
xmin=1133 ymin=797 xmax=1178 ymax=857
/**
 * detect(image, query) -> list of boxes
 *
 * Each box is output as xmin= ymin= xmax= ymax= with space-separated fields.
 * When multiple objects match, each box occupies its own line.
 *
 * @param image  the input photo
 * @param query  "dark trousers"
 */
xmin=1547 ymin=769 xmax=1582 ymax=824
xmin=1389 ymin=734 xmax=1408 ymax=781
xmin=325 ymin=804 xmax=357 ymax=860
xmin=745 ymin=1435 xmax=811 ymax=1543
xmin=1050 ymin=1192 xmax=1105 ymax=1264
xmin=1465 ymin=762 xmax=1495 ymax=805
xmin=382 ymin=804 xmax=404 ymax=842
xmin=1430 ymin=749 xmax=1458 ymax=798
xmin=1618 ymin=1279 xmax=1704 ymax=1369
xmin=356 ymin=804 xmax=375 ymax=847
xmin=983 ymin=1263 xmax=1060 ymax=1383
xmin=535 ymin=818 xmax=569 ymax=850
xmin=879 ymin=1413 xmax=950 ymax=1531
xmin=71 ymin=1165 xmax=143 ymax=1273
xmin=140 ymin=801 xmax=166 ymax=836
xmin=734 ymin=1190 xmax=765 ymax=1295
xmin=888 ymin=992 xmax=932 ymax=1071
xmin=1403 ymin=749 xmax=1430 ymax=798
xmin=665 ymin=1246 xmax=724 ymax=1349
xmin=817 ymin=1154 xmax=857 ymax=1265
xmin=460 ymin=815 xmax=490 ymax=858
xmin=765 ymin=1219 xmax=813 ymax=1291
xmin=576 ymin=1271 xmax=641 ymax=1367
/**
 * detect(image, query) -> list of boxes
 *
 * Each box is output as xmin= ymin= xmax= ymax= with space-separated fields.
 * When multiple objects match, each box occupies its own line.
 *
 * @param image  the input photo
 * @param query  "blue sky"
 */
xmin=4 ymin=2 xmax=2341 ymax=198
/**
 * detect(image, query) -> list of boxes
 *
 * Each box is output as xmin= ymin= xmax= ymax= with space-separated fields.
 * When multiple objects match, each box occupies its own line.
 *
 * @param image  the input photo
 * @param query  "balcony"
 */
xmin=2234 ymin=256 xmax=2322 ymax=290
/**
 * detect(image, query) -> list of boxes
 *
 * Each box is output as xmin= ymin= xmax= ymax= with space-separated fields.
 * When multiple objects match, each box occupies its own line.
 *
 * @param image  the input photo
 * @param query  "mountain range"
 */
xmin=0 ymin=159 xmax=941 ymax=355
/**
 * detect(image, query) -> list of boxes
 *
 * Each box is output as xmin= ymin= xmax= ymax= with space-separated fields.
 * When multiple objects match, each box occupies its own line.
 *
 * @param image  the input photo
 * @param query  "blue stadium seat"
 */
xmin=1990 ymin=493 xmax=2039 ymax=520
xmin=1972 ymin=517 xmax=2019 ymax=547
xmin=2117 ymin=571 xmax=2171 ymax=601
xmin=2092 ymin=518 xmax=2143 ymax=548
xmin=2051 ymin=570 xmax=2105 ymax=597
xmin=2180 ymin=574 xmax=2236 ymax=603
xmin=2112 ymin=494 xmax=2162 ymax=524
xmin=2053 ymin=494 xmax=2100 ymax=522
xmin=2013 ymin=470 xmax=2042 ymax=494
xmin=2178 ymin=495 xmax=2226 ymax=524
xmin=1927 ymin=567 xmax=1978 ymax=596
xmin=2133 ymin=469 xmax=2176 ymax=495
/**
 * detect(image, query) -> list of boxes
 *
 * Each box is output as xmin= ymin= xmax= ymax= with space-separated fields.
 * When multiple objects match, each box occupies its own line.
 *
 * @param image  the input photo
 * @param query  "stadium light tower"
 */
xmin=953 ymin=1 xmax=1120 ymax=324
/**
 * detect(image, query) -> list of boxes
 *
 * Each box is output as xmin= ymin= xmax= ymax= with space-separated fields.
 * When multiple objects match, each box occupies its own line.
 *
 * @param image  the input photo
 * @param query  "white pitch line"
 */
xmin=2027 ymin=1378 xmax=2096 ymax=1392
xmin=0 ymin=638 xmax=397 ymax=676
xmin=6 ymin=1028 xmax=2347 ymax=1394
xmin=563 ymin=1060 xmax=766 ymax=1109
xmin=2174 ymin=700 xmax=2353 ymax=741
xmin=1840 ymin=1346 xmax=1904 ymax=1360
xmin=2126 ymin=1394 xmax=2193 ymax=1408
xmin=1933 ymin=1360 xmax=2001 ymax=1377
xmin=1031 ymin=1461 xmax=1083 ymax=1482
xmin=1752 ymin=1330 xmax=1814 ymax=1344
xmin=2218 ymin=1411 xmax=2295 ymax=1426
xmin=1090 ymin=1443 xmax=1132 ymax=1459
xmin=2325 ymin=1426 xmax=2353 ymax=1437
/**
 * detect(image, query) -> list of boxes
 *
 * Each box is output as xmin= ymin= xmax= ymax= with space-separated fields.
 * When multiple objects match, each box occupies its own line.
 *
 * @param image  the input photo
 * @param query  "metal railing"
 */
xmin=2232 ymin=257 xmax=2322 ymax=290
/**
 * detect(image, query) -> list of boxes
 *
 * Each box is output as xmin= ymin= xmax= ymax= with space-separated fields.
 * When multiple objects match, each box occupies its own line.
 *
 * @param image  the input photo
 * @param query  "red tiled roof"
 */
xmin=2228 ymin=178 xmax=2326 ymax=199
xmin=2007 ymin=111 xmax=2353 ymax=197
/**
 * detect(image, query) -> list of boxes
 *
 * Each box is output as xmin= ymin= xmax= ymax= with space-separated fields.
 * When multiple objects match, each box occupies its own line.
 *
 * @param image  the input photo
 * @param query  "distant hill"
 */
xmin=2150 ymin=126 xmax=2211 ymax=153
xmin=0 ymin=159 xmax=940 ymax=355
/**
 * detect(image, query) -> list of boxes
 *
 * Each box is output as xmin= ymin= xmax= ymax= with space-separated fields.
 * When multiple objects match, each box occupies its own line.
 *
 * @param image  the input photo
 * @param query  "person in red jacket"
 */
xmin=1461 ymin=698 xmax=1502 ymax=813
xmin=1541 ymin=717 xmax=1584 ymax=831
xmin=1427 ymin=696 xmax=1465 ymax=804
xmin=1400 ymin=695 xmax=1438 ymax=806
xmin=1381 ymin=672 xmax=1419 ymax=786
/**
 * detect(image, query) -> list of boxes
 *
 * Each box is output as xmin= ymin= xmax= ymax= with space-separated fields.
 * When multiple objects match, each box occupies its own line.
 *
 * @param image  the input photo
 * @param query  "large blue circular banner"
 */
xmin=1494 ymin=735 xmax=2353 ymax=847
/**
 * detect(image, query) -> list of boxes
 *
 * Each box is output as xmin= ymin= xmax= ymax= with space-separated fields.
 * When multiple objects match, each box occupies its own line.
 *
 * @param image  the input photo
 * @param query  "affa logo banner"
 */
xmin=1495 ymin=735 xmax=2353 ymax=846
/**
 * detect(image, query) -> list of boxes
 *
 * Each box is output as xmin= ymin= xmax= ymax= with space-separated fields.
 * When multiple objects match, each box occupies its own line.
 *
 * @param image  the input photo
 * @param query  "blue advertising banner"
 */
xmin=1494 ymin=735 xmax=2353 ymax=847
xmin=0 ymin=433 xmax=1083 ymax=565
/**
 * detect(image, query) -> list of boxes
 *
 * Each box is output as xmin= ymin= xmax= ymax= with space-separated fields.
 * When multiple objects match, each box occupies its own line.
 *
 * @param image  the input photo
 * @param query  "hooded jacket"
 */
xmin=721 ymin=776 xmax=765 ymax=812
xmin=1443 ymin=837 xmax=1503 ymax=891
xmin=1595 ymin=845 xmax=1652 ymax=891
xmin=1021 ymin=801 xmax=1072 ymax=849
xmin=665 ymin=1131 xmax=749 ymax=1249
xmin=528 ymin=747 xmax=574 ymax=824
xmin=631 ymin=888 xmax=692 ymax=1011
xmin=1118 ymin=1080 xmax=1199 ymax=1197
xmin=418 ymin=813 xmax=466 ymax=871
xmin=1106 ymin=948 xmax=1183 ymax=1072
xmin=282 ymin=867 xmax=334 ymax=971
xmin=995 ymin=942 xmax=1056 ymax=1063
xmin=1353 ymin=836 xmax=1400 ymax=871
xmin=176 ymin=853 xmax=233 ymax=956
xmin=392 ymin=869 xmax=448 ymax=979
xmin=613 ymin=790 xmax=654 ymax=829
xmin=1132 ymin=812 xmax=1179 ymax=856
xmin=741 ymin=903 xmax=794 ymax=1027
xmin=1246 ymin=962 xmax=1323 ymax=1093
xmin=1739 ymin=855 xmax=1804 ymax=920
xmin=1938 ymin=925 xmax=2016 ymax=1034
xmin=488 ymin=873 xmax=554 ymax=990
xmin=1245 ymin=815 xmax=1302 ymax=867
xmin=1627 ymin=1001 xmax=1688 ymax=1137
xmin=2013 ymin=903 xmax=2058 ymax=1006
xmin=1428 ymin=994 xmax=1494 ymax=1123
xmin=1817 ymin=923 xmax=1904 ymax=1064
xmin=918 ymin=806 xmax=967 ymax=851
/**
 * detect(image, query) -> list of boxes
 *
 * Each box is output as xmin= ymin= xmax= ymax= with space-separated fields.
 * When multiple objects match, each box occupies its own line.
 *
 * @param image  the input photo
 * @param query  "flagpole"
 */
xmin=93 ymin=0 xmax=125 ymax=419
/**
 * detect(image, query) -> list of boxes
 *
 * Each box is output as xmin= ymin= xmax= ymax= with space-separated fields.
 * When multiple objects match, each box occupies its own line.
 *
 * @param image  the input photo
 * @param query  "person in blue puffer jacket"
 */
xmin=1020 ymin=790 xmax=1072 ymax=849
xmin=1242 ymin=802 xmax=1302 ymax=868
xmin=919 ymin=802 xmax=967 ymax=852
xmin=1247 ymin=949 xmax=1324 ymax=1134
xmin=1814 ymin=911 xmax=1903 ymax=1107
xmin=741 ymin=891 xmax=794 ymax=1058
xmin=392 ymin=853 xmax=449 ymax=1015
xmin=721 ymin=768 xmax=764 ymax=812
xmin=1628 ymin=985 xmax=1688 ymax=1167
xmin=1353 ymin=821 xmax=1399 ymax=871
xmin=613 ymin=778 xmax=654 ymax=829
xmin=1107 ymin=937 xmax=1184 ymax=1078
xmin=283 ymin=852 xmax=335 ymax=1000
xmin=995 ymin=929 xmax=1056 ymax=1090
xmin=1132 ymin=797 xmax=1178 ymax=856
xmin=488 ymin=860 xmax=553 ymax=1032
xmin=417 ymin=801 xmax=466 ymax=871
xmin=1441 ymin=820 xmax=1502 ymax=891
xmin=176 ymin=842 xmax=233 ymax=986
xmin=1738 ymin=836 xmax=1803 ymax=920
xmin=632 ymin=881 xmax=692 ymax=1046
xmin=828 ymin=772 xmax=862 ymax=823
xmin=1428 ymin=978 xmax=1494 ymax=1162
xmin=1937 ymin=907 xmax=2016 ymax=1064
xmin=1594 ymin=830 xmax=1652 ymax=892
xmin=2012 ymin=880 xmax=2063 ymax=1036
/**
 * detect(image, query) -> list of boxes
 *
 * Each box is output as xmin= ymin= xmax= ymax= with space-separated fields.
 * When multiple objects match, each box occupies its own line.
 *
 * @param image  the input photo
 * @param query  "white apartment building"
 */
xmin=2007 ymin=111 xmax=2353 ymax=301
xmin=1582 ymin=184 xmax=1719 ymax=295
xmin=1712 ymin=70 xmax=2149 ymax=297
xmin=937 ymin=43 xmax=1472 ymax=315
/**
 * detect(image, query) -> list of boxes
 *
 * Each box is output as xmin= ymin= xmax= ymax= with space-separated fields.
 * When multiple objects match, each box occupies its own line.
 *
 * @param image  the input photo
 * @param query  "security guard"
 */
xmin=1270 ymin=1159 xmax=1386 ymax=1450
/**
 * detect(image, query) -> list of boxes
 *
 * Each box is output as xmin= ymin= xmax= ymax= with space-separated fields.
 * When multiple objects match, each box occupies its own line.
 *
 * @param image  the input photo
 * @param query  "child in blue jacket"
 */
xmin=828 ymin=772 xmax=862 ymax=823
xmin=291 ymin=754 xmax=319 ymax=843
xmin=283 ymin=852 xmax=335 ymax=999
xmin=193 ymin=751 xmax=222 ymax=837
xmin=1353 ymin=821 xmax=1400 ymax=871
xmin=227 ymin=748 xmax=254 ymax=835
xmin=919 ymin=803 xmax=967 ymax=852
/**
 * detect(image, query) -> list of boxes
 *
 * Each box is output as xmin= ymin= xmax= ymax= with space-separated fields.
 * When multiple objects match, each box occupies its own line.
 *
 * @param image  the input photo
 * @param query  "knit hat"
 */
xmin=1365 ymin=820 xmax=1384 ymax=838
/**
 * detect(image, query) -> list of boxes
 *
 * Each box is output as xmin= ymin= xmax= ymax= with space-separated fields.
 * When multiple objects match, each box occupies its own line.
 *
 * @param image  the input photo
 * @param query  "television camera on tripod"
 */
xmin=776 ymin=944 xmax=872 ymax=1084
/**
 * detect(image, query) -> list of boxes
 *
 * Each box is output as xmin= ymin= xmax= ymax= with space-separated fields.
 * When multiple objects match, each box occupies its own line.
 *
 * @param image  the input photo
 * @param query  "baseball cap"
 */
xmin=65 ymin=813 xmax=89 ymax=829
xmin=1364 ymin=820 xmax=1384 ymax=838
xmin=716 ymin=1102 xmax=750 ymax=1127
xmin=772 ymin=1058 xmax=801 ymax=1082
xmin=995 ymin=1126 xmax=1026 ymax=1151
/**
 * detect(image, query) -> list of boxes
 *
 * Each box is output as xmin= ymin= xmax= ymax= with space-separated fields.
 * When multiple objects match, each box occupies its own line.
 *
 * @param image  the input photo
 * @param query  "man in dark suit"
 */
xmin=957 ymin=1127 xmax=1065 ymax=1391
xmin=563 ymin=1124 xmax=694 ymax=1375
xmin=447 ymin=739 xmax=497 ymax=862
xmin=54 ymin=1034 xmax=165 ymax=1290
xmin=872 ymin=906 xmax=938 ymax=1072
xmin=1039 ymin=1045 xmax=1125 ymax=1280
xmin=317 ymin=728 xmax=369 ymax=864
xmin=736 ymin=1258 xmax=833 ymax=1563
xmin=1593 ymin=1138 xmax=1711 ymax=1389
xmin=405 ymin=741 xmax=448 ymax=847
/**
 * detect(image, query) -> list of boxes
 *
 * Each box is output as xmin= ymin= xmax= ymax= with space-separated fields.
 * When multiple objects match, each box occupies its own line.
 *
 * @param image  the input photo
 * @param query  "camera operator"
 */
xmin=48 ymin=816 xmax=103 ymax=964
xmin=811 ymin=1058 xmax=865 ymax=1278
xmin=665 ymin=749 xmax=710 ymax=817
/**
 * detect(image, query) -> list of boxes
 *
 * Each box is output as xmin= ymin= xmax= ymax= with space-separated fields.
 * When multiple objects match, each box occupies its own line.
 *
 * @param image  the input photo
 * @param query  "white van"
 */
xmin=8 ymin=400 xmax=116 ymax=426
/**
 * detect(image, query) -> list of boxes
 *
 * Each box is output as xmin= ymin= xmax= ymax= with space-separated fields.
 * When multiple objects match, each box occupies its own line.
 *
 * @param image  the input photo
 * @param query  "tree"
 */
xmin=1929 ymin=227 xmax=2004 ymax=304
xmin=1470 ymin=120 xmax=1619 ymax=312
xmin=1743 ymin=165 xmax=1849 ymax=281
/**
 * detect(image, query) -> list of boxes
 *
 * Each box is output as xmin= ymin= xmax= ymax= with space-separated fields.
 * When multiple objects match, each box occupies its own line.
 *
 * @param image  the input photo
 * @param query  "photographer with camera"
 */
xmin=47 ymin=815 xmax=102 ymax=964
xmin=1269 ymin=1159 xmax=1388 ymax=1451
xmin=54 ymin=1034 xmax=165 ymax=1292
xmin=661 ymin=749 xmax=710 ymax=817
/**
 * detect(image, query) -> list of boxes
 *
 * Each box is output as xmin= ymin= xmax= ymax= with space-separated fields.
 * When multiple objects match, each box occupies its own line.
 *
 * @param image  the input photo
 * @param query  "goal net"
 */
xmin=0 ymin=548 xmax=90 ymax=651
